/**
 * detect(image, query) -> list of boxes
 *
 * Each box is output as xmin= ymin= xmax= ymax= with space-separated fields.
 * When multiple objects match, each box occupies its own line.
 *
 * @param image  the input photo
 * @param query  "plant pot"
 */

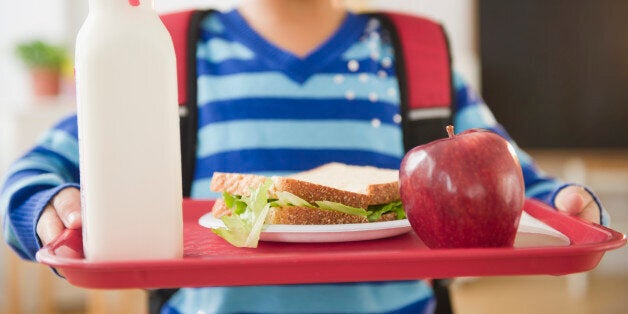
xmin=30 ymin=68 xmax=61 ymax=97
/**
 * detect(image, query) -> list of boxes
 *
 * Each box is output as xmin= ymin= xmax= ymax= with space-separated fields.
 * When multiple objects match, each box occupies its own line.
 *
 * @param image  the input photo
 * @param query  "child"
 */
xmin=1 ymin=1 xmax=608 ymax=313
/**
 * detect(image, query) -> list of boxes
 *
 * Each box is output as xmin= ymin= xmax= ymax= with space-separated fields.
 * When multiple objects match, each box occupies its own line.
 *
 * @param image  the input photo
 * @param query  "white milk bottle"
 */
xmin=75 ymin=0 xmax=183 ymax=261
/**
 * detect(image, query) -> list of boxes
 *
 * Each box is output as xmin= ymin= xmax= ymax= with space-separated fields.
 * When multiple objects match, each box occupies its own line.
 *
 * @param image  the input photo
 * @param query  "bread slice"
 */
xmin=285 ymin=163 xmax=399 ymax=205
xmin=210 ymin=163 xmax=399 ymax=207
xmin=267 ymin=207 xmax=398 ymax=224
xmin=209 ymin=173 xmax=269 ymax=198
xmin=209 ymin=163 xmax=400 ymax=224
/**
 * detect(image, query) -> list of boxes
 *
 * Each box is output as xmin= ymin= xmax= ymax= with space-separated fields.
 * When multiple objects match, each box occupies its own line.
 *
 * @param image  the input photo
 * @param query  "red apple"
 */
xmin=399 ymin=125 xmax=525 ymax=248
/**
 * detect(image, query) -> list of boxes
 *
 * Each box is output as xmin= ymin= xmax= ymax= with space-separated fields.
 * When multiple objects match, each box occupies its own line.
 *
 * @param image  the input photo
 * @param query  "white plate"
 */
xmin=198 ymin=213 xmax=412 ymax=243
xmin=514 ymin=211 xmax=570 ymax=247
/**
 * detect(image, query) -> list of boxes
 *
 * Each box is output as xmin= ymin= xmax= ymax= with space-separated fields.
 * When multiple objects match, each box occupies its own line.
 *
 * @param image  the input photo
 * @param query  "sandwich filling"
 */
xmin=224 ymin=190 xmax=405 ymax=222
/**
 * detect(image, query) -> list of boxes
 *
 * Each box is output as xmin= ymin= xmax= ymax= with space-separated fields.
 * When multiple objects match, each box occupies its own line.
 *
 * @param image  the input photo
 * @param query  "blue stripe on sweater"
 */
xmin=197 ymin=98 xmax=401 ymax=125
xmin=33 ymin=134 xmax=79 ymax=169
xmin=197 ymin=37 xmax=255 ymax=63
xmin=28 ymin=148 xmax=80 ymax=182
xmin=196 ymin=120 xmax=404 ymax=158
xmin=0 ymin=174 xmax=65 ymax=212
xmin=3 ymin=150 xmax=79 ymax=188
xmin=50 ymin=114 xmax=78 ymax=137
xmin=197 ymin=72 xmax=399 ymax=104
xmin=197 ymin=57 xmax=396 ymax=77
xmin=193 ymin=149 xmax=402 ymax=179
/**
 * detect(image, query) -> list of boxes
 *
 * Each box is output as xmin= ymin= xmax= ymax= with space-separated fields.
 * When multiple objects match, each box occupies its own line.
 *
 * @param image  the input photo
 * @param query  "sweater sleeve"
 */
xmin=451 ymin=74 xmax=609 ymax=226
xmin=1 ymin=114 xmax=81 ymax=260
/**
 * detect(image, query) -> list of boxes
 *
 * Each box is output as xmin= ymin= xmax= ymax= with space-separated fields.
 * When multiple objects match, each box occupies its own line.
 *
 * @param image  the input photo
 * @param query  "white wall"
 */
xmin=0 ymin=0 xmax=479 ymax=105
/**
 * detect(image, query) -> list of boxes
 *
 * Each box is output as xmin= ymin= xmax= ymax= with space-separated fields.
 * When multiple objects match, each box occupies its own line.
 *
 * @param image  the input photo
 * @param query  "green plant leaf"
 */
xmin=15 ymin=40 xmax=68 ymax=70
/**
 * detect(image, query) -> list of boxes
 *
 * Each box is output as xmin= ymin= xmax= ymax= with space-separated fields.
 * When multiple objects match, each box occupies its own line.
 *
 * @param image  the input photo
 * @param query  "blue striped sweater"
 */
xmin=1 ymin=10 xmax=607 ymax=314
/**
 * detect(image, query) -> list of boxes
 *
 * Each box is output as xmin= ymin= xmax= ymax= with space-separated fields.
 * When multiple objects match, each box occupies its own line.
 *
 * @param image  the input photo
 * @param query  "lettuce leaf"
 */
xmin=212 ymin=178 xmax=272 ymax=248
xmin=222 ymin=192 xmax=247 ymax=214
xmin=271 ymin=191 xmax=315 ymax=208
xmin=315 ymin=201 xmax=368 ymax=217
xmin=367 ymin=201 xmax=405 ymax=222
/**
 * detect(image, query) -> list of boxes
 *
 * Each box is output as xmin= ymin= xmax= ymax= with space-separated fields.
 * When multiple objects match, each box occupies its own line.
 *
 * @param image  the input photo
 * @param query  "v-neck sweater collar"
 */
xmin=219 ymin=9 xmax=367 ymax=83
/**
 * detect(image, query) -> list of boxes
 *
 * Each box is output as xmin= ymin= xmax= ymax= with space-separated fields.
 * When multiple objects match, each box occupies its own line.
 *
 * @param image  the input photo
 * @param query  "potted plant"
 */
xmin=15 ymin=40 xmax=69 ymax=97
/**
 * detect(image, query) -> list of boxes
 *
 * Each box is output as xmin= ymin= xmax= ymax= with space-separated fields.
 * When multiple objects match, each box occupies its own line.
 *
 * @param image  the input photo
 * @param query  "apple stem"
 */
xmin=446 ymin=125 xmax=455 ymax=138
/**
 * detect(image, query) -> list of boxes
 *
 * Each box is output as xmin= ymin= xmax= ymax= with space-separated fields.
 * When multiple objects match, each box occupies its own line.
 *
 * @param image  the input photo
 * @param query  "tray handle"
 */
xmin=46 ymin=228 xmax=84 ymax=259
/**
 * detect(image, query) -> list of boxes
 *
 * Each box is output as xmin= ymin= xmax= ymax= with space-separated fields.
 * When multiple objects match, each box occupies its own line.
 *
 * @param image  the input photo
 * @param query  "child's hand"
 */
xmin=36 ymin=187 xmax=82 ymax=247
xmin=554 ymin=185 xmax=600 ymax=224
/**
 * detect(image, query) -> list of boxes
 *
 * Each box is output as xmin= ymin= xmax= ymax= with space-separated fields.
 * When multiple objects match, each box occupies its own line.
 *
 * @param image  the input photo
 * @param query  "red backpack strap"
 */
xmin=160 ymin=9 xmax=214 ymax=197
xmin=374 ymin=12 xmax=455 ymax=151
xmin=384 ymin=12 xmax=453 ymax=110
xmin=161 ymin=10 xmax=199 ymax=108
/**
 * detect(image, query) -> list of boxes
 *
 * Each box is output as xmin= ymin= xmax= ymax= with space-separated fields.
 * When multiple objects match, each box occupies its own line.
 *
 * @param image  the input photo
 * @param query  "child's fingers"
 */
xmin=37 ymin=205 xmax=65 ymax=246
xmin=554 ymin=185 xmax=600 ymax=223
xmin=51 ymin=187 xmax=82 ymax=229
xmin=555 ymin=187 xmax=585 ymax=215
xmin=578 ymin=197 xmax=601 ymax=224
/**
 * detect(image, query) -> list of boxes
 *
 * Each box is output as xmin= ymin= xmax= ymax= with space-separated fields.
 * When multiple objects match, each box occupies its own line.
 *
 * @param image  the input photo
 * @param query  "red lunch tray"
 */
xmin=36 ymin=199 xmax=626 ymax=289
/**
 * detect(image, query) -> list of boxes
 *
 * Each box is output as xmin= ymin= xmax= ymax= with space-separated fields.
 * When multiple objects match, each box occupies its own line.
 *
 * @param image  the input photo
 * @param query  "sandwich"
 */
xmin=209 ymin=162 xmax=406 ymax=247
